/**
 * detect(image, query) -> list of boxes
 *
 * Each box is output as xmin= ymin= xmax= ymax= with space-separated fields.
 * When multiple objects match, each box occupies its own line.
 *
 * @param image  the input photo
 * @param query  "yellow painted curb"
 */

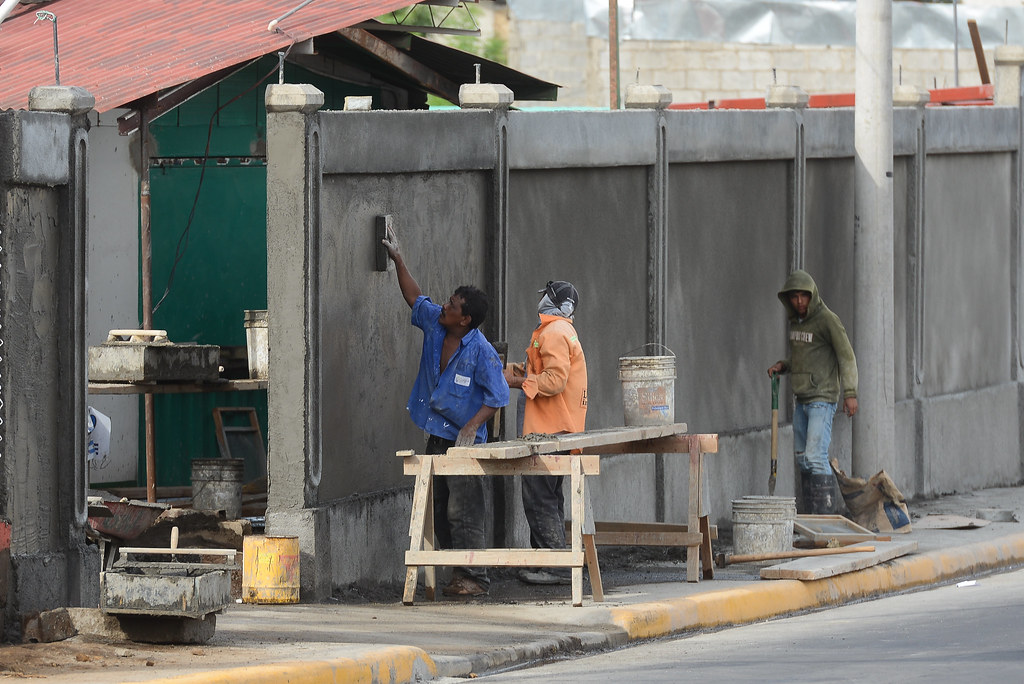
xmin=136 ymin=645 xmax=437 ymax=684
xmin=609 ymin=532 xmax=1024 ymax=640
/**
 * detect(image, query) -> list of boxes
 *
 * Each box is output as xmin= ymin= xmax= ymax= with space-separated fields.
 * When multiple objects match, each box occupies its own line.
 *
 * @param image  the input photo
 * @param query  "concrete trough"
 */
xmin=100 ymin=569 xmax=231 ymax=619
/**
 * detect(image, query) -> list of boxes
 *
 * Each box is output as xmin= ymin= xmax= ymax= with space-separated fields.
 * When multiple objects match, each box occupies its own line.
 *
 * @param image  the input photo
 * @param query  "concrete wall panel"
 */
xmin=665 ymin=110 xmax=797 ymax=163
xmin=921 ymin=383 xmax=1021 ymax=494
xmin=923 ymin=153 xmax=1012 ymax=395
xmin=318 ymin=171 xmax=492 ymax=501
xmin=804 ymin=109 xmax=854 ymax=159
xmin=926 ymin=107 xmax=1018 ymax=154
xmin=507 ymin=111 xmax=657 ymax=169
xmin=85 ymin=114 xmax=141 ymax=485
xmin=667 ymin=160 xmax=789 ymax=433
xmin=505 ymin=167 xmax=648 ymax=431
xmin=320 ymin=110 xmax=497 ymax=174
xmin=586 ymin=454 xmax=657 ymax=522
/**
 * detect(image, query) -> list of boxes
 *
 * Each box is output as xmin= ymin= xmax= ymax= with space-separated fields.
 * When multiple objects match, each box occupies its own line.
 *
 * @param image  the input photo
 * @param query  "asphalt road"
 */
xmin=473 ymin=567 xmax=1024 ymax=683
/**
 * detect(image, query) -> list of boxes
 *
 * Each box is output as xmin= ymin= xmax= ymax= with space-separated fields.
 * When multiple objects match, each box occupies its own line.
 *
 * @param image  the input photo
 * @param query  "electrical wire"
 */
xmin=151 ymin=44 xmax=293 ymax=315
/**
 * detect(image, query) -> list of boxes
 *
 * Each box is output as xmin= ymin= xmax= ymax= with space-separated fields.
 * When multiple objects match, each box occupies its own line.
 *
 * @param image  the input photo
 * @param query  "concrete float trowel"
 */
xmin=768 ymin=373 xmax=779 ymax=495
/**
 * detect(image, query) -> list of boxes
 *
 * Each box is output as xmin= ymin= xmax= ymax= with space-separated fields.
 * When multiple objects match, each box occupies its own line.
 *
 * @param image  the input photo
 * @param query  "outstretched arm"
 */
xmin=382 ymin=225 xmax=422 ymax=308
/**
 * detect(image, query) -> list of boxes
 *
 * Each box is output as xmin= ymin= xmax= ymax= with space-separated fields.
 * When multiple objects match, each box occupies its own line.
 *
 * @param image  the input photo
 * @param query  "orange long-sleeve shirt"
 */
xmin=522 ymin=315 xmax=588 ymax=435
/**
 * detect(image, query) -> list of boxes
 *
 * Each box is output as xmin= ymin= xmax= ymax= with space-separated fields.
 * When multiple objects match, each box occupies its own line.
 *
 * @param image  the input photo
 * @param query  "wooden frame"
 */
xmin=399 ymin=424 xmax=719 ymax=607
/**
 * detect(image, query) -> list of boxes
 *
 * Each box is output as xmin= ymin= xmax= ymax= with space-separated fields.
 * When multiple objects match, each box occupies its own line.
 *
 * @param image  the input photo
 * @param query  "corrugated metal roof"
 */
xmin=0 ymin=0 xmax=416 ymax=112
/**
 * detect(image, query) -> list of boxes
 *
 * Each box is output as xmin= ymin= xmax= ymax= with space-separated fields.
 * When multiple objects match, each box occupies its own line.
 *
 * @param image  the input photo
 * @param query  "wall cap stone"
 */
xmin=624 ymin=84 xmax=673 ymax=109
xmin=459 ymin=83 xmax=514 ymax=110
xmin=28 ymin=86 xmax=94 ymax=114
xmin=994 ymin=45 xmax=1024 ymax=66
xmin=766 ymin=84 xmax=809 ymax=109
xmin=894 ymin=84 xmax=930 ymax=107
xmin=266 ymin=84 xmax=325 ymax=113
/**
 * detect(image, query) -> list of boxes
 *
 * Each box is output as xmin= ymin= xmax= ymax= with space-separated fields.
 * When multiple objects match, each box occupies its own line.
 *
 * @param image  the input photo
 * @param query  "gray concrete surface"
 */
xmin=264 ymin=77 xmax=1024 ymax=597
xmin=2 ymin=484 xmax=1021 ymax=682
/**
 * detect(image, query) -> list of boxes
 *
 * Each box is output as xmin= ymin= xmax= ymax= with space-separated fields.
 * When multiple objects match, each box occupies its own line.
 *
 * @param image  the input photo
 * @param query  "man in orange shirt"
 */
xmin=504 ymin=280 xmax=588 ymax=585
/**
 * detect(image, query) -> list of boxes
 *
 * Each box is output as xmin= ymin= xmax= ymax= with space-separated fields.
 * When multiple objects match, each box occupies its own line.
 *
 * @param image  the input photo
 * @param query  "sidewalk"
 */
xmin=3 ymin=485 xmax=1023 ymax=683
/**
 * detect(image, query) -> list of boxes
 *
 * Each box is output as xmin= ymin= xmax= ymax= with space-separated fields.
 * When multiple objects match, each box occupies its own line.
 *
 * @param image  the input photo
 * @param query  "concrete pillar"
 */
xmin=0 ymin=85 xmax=97 ymax=633
xmin=994 ymin=47 xmax=1024 ymax=387
xmin=766 ymin=85 xmax=808 ymax=272
xmin=264 ymin=84 xmax=332 ymax=600
xmin=265 ymin=83 xmax=324 ymax=510
xmin=895 ymin=84 xmax=929 ymax=494
xmin=994 ymin=45 xmax=1024 ymax=107
xmin=459 ymin=82 xmax=512 ymax=342
xmin=854 ymin=0 xmax=896 ymax=477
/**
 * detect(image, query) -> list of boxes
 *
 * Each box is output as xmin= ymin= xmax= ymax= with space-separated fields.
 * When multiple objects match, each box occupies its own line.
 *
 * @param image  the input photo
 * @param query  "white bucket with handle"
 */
xmin=618 ymin=343 xmax=676 ymax=426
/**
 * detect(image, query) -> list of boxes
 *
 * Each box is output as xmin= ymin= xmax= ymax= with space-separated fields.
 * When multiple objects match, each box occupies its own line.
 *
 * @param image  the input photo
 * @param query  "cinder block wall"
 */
xmin=508 ymin=19 xmax=991 ymax=107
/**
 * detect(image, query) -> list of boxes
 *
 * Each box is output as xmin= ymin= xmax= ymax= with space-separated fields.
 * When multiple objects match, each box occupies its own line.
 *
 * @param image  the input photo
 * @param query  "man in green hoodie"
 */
xmin=767 ymin=270 xmax=858 ymax=514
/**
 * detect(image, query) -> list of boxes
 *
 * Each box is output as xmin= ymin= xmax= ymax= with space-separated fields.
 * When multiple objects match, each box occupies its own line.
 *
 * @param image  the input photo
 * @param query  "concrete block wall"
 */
xmin=508 ymin=19 xmax=993 ymax=107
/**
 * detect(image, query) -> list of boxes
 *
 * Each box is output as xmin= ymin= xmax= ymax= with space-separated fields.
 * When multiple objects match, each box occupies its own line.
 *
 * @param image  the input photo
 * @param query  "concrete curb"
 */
xmin=605 ymin=532 xmax=1024 ymax=640
xmin=432 ymin=630 xmax=626 ymax=678
xmin=141 ymin=645 xmax=437 ymax=684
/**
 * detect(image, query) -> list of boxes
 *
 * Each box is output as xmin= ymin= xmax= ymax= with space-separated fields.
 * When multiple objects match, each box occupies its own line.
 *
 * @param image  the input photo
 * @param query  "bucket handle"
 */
xmin=621 ymin=342 xmax=675 ymax=358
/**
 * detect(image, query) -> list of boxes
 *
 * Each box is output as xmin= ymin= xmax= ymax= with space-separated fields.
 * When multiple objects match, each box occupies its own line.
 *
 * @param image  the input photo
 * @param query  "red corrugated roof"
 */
xmin=0 ymin=0 xmax=416 ymax=112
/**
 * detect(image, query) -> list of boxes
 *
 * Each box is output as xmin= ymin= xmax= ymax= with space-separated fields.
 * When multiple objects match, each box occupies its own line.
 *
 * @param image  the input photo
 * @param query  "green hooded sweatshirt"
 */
xmin=775 ymin=270 xmax=858 ymax=404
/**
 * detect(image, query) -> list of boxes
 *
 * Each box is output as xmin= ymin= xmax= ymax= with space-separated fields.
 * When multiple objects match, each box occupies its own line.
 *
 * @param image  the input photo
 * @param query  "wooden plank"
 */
xmin=583 ymin=534 xmax=604 ymax=602
xmin=118 ymin=547 xmax=235 ymax=557
xmin=406 ymin=549 xmax=585 ymax=567
xmin=581 ymin=433 xmax=718 ymax=455
xmin=699 ymin=516 xmax=715 ymax=580
xmin=570 ymin=454 xmax=585 ymax=607
xmin=402 ymin=453 xmax=600 ymax=476
xmin=404 ymin=455 xmax=433 ymax=605
xmin=760 ymin=541 xmax=918 ymax=580
xmin=686 ymin=436 xmax=701 ymax=583
xmin=445 ymin=424 xmax=689 ymax=460
xmin=88 ymin=379 xmax=268 ymax=395
xmin=591 ymin=530 xmax=702 ymax=546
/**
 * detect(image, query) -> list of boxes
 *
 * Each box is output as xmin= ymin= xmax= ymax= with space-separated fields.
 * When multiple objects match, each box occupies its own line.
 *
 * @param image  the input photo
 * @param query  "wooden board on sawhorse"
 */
xmin=570 ymin=519 xmax=717 ymax=582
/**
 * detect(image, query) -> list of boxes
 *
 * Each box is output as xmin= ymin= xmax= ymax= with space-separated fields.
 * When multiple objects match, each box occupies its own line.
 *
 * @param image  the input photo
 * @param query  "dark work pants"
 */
xmin=521 ymin=471 xmax=566 ymax=551
xmin=427 ymin=435 xmax=489 ymax=588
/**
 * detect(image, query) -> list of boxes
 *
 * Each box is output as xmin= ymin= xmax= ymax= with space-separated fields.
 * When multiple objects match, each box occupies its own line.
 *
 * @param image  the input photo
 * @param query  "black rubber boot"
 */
xmin=807 ymin=473 xmax=838 ymax=515
xmin=798 ymin=471 xmax=814 ymax=515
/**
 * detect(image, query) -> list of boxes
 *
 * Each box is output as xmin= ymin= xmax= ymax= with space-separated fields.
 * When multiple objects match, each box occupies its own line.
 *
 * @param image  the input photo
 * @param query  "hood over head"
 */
xmin=778 ymin=269 xmax=822 ymax=320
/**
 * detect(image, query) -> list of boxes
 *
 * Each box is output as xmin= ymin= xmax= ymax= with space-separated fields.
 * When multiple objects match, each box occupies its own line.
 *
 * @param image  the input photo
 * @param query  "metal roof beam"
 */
xmin=117 ymin=64 xmax=248 ymax=135
xmin=336 ymin=27 xmax=461 ymax=104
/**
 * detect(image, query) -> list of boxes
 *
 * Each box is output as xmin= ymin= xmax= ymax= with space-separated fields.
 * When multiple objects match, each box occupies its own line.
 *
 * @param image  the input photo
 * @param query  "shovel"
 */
xmin=768 ymin=373 xmax=779 ymax=495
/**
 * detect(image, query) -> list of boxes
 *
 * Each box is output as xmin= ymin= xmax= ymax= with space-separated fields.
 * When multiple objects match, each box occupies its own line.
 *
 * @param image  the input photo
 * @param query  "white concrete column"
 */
xmin=854 ymin=0 xmax=896 ymax=477
xmin=994 ymin=45 xmax=1024 ymax=107
xmin=265 ymin=84 xmax=325 ymax=510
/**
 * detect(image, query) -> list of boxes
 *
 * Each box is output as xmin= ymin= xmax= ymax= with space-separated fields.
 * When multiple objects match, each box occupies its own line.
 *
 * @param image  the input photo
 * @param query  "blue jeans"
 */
xmin=793 ymin=401 xmax=837 ymax=475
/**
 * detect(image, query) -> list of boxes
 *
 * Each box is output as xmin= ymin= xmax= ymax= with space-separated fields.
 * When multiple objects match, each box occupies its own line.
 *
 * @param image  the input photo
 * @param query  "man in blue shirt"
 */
xmin=383 ymin=226 xmax=509 ymax=597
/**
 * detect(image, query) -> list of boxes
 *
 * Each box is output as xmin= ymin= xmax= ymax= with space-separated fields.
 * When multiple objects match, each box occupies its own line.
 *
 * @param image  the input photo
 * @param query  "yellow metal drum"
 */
xmin=242 ymin=535 xmax=300 ymax=604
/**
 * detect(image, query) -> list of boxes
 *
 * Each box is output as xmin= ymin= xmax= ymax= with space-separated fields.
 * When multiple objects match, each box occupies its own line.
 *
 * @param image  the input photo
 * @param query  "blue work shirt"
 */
xmin=408 ymin=295 xmax=509 ymax=443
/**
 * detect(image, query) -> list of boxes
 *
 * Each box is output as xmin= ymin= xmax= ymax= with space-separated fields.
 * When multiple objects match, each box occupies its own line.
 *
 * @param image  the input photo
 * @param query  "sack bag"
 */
xmin=830 ymin=458 xmax=912 ymax=534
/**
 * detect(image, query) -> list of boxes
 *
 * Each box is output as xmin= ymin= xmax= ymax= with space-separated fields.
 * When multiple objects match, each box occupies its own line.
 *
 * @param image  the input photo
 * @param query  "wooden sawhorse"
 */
xmin=399 ymin=424 xmax=719 ymax=606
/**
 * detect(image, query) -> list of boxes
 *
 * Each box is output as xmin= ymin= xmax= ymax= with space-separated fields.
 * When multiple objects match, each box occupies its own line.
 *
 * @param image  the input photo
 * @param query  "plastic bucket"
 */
xmin=618 ymin=345 xmax=676 ymax=426
xmin=731 ymin=496 xmax=796 ymax=555
xmin=191 ymin=458 xmax=244 ymax=519
xmin=242 ymin=535 xmax=300 ymax=604
xmin=244 ymin=309 xmax=268 ymax=380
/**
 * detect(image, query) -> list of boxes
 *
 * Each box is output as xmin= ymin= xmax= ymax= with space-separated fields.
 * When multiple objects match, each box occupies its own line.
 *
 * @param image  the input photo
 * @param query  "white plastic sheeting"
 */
xmin=508 ymin=0 xmax=1024 ymax=49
